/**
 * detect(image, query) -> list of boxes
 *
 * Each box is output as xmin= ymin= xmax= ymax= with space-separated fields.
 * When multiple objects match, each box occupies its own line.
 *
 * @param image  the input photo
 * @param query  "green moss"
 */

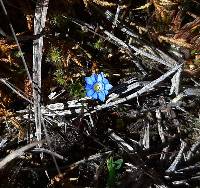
xmin=68 ymin=81 xmax=85 ymax=99
xmin=54 ymin=69 xmax=66 ymax=86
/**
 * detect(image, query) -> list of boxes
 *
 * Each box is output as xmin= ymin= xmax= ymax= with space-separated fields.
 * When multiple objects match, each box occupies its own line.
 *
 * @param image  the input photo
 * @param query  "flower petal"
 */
xmin=97 ymin=74 xmax=103 ymax=82
xmin=104 ymin=90 xmax=108 ymax=95
xmin=91 ymin=74 xmax=97 ymax=83
xmin=102 ymin=78 xmax=109 ymax=84
xmin=85 ymin=84 xmax=93 ymax=90
xmin=86 ymin=89 xmax=94 ymax=97
xmin=105 ymin=83 xmax=113 ymax=91
xmin=98 ymin=91 xmax=105 ymax=102
xmin=92 ymin=92 xmax=98 ymax=99
xmin=100 ymin=72 xmax=105 ymax=77
xmin=85 ymin=77 xmax=94 ymax=85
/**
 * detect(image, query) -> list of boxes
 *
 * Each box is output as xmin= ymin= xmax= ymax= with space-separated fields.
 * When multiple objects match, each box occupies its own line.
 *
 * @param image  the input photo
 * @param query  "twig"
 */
xmin=166 ymin=139 xmax=187 ymax=173
xmin=69 ymin=151 xmax=111 ymax=170
xmin=32 ymin=148 xmax=68 ymax=161
xmin=129 ymin=44 xmax=174 ymax=68
xmin=33 ymin=0 xmax=49 ymax=142
xmin=0 ymin=78 xmax=33 ymax=104
xmin=103 ymin=9 xmax=178 ymax=68
xmin=156 ymin=109 xmax=165 ymax=143
xmin=0 ymin=140 xmax=45 ymax=169
xmin=106 ymin=81 xmax=149 ymax=104
xmin=154 ymin=184 xmax=169 ymax=188
xmin=108 ymin=128 xmax=134 ymax=152
xmin=48 ymin=89 xmax=66 ymax=100
xmin=41 ymin=117 xmax=61 ymax=175
xmin=0 ymin=139 xmax=7 ymax=148
xmin=142 ymin=123 xmax=150 ymax=149
xmin=96 ymin=63 xmax=182 ymax=110
xmin=169 ymin=66 xmax=182 ymax=95
xmin=176 ymin=164 xmax=200 ymax=173
xmin=186 ymin=139 xmax=200 ymax=161
xmin=131 ymin=60 xmax=147 ymax=76
xmin=172 ymin=180 xmax=189 ymax=186
xmin=156 ymin=109 xmax=168 ymax=160
xmin=112 ymin=0 xmax=121 ymax=28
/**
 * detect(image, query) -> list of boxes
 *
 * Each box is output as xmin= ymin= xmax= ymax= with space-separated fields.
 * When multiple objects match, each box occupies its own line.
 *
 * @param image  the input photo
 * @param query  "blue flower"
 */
xmin=85 ymin=72 xmax=112 ymax=102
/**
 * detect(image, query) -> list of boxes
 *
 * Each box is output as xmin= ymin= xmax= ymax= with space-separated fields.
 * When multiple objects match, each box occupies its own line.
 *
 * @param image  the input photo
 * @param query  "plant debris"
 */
xmin=0 ymin=0 xmax=200 ymax=187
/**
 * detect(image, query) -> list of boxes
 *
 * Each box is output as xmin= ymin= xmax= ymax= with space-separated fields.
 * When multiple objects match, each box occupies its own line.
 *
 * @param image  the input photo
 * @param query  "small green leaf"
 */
xmin=14 ymin=51 xmax=25 ymax=58
xmin=106 ymin=156 xmax=123 ymax=187
xmin=94 ymin=39 xmax=103 ymax=50
xmin=191 ymin=49 xmax=200 ymax=55
xmin=194 ymin=59 xmax=200 ymax=63
xmin=114 ymin=159 xmax=123 ymax=170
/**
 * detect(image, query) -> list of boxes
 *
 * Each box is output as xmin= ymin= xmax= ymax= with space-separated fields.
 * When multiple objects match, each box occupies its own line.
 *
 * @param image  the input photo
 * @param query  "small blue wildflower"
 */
xmin=85 ymin=72 xmax=112 ymax=102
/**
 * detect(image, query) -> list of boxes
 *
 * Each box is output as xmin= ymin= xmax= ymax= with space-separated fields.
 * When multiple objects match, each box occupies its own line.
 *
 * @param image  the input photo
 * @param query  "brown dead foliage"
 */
xmin=174 ymin=17 xmax=200 ymax=50
xmin=0 ymin=39 xmax=17 ymax=65
xmin=152 ymin=0 xmax=180 ymax=24
xmin=83 ymin=0 xmax=122 ymax=8
xmin=0 ymin=107 xmax=26 ymax=140
xmin=0 ymin=90 xmax=12 ymax=107
xmin=148 ymin=0 xmax=200 ymax=54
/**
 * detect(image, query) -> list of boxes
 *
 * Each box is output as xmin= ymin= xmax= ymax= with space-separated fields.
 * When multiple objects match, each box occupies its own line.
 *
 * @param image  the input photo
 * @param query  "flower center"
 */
xmin=93 ymin=83 xmax=102 ymax=92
